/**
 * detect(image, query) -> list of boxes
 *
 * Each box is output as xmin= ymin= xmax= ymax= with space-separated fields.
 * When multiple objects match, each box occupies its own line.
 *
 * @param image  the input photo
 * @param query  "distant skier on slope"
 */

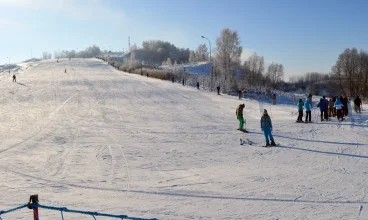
xmin=12 ymin=74 xmax=16 ymax=82
xmin=261 ymin=109 xmax=276 ymax=147
xmin=65 ymin=69 xmax=67 ymax=73
xmin=236 ymin=104 xmax=247 ymax=133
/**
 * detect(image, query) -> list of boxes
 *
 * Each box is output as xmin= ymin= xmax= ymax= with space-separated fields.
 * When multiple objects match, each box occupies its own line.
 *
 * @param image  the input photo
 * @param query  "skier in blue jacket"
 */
xmin=261 ymin=109 xmax=276 ymax=147
xmin=304 ymin=97 xmax=312 ymax=123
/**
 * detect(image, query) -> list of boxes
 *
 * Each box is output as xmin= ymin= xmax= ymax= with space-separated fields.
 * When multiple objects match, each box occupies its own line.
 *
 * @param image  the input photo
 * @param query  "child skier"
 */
xmin=297 ymin=99 xmax=304 ymax=122
xmin=236 ymin=104 xmax=247 ymax=133
xmin=261 ymin=109 xmax=276 ymax=147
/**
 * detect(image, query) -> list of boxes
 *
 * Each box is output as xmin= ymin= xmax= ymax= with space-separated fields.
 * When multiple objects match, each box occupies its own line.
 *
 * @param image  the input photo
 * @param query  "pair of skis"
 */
xmin=238 ymin=130 xmax=279 ymax=147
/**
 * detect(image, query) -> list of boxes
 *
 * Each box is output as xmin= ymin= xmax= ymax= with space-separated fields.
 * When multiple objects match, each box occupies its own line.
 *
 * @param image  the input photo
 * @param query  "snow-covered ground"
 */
xmin=0 ymin=58 xmax=367 ymax=219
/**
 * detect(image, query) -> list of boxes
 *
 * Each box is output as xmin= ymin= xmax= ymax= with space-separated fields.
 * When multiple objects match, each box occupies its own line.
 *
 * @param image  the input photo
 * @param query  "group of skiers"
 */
xmin=236 ymin=104 xmax=276 ymax=147
xmin=296 ymin=95 xmax=363 ymax=123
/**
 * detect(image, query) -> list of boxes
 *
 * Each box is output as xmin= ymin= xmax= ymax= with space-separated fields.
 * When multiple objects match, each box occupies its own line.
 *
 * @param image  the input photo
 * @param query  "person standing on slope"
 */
xmin=12 ymin=74 xmax=16 ymax=82
xmin=297 ymin=99 xmax=304 ymax=122
xmin=354 ymin=96 xmax=362 ymax=113
xmin=318 ymin=97 xmax=328 ymax=121
xmin=236 ymin=104 xmax=247 ymax=133
xmin=334 ymin=97 xmax=344 ymax=121
xmin=261 ymin=109 xmax=276 ymax=147
xmin=304 ymin=97 xmax=312 ymax=123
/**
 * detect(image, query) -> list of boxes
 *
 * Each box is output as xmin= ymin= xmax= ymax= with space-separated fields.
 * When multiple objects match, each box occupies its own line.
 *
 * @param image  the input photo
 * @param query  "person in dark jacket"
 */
xmin=238 ymin=90 xmax=242 ymax=99
xmin=196 ymin=82 xmax=200 ymax=89
xmin=217 ymin=86 xmax=220 ymax=95
xmin=236 ymin=104 xmax=247 ymax=132
xmin=354 ymin=96 xmax=362 ymax=113
xmin=261 ymin=109 xmax=276 ymax=146
xmin=318 ymin=96 xmax=329 ymax=121
xmin=12 ymin=74 xmax=16 ymax=82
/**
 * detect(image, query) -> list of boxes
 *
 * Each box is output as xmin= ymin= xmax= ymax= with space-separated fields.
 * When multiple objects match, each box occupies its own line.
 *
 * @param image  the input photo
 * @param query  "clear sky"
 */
xmin=0 ymin=0 xmax=367 ymax=79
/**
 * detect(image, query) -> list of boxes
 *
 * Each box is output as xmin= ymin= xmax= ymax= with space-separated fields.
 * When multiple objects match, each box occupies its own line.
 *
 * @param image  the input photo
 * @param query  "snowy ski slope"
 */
xmin=0 ymin=58 xmax=367 ymax=219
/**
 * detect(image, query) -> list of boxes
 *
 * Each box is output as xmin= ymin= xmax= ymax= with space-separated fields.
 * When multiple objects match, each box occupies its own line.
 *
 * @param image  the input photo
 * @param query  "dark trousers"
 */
xmin=305 ymin=111 xmax=311 ymax=122
xmin=297 ymin=110 xmax=303 ymax=121
xmin=337 ymin=109 xmax=344 ymax=120
xmin=321 ymin=109 xmax=328 ymax=121
xmin=324 ymin=109 xmax=328 ymax=120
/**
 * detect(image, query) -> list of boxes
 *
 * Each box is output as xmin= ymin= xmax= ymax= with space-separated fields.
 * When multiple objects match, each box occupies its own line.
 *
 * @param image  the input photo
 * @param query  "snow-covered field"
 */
xmin=0 ymin=58 xmax=367 ymax=219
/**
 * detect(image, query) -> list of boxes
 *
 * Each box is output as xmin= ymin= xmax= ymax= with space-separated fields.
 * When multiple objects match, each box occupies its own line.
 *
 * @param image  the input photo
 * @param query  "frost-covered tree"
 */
xmin=195 ymin=44 xmax=208 ymax=62
xmin=166 ymin=57 xmax=172 ymax=67
xmin=215 ymin=28 xmax=242 ymax=92
xmin=215 ymin=28 xmax=242 ymax=77
xmin=42 ymin=52 xmax=52 ymax=59
xmin=189 ymin=51 xmax=196 ymax=62
xmin=173 ymin=60 xmax=177 ymax=74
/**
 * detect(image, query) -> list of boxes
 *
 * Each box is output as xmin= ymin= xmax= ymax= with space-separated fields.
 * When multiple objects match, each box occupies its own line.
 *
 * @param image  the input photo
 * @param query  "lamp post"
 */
xmin=201 ymin=36 xmax=212 ymax=91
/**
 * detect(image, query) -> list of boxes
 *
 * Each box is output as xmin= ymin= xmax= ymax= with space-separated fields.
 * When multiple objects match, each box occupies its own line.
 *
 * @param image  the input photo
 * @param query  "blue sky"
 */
xmin=0 ymin=0 xmax=367 ymax=78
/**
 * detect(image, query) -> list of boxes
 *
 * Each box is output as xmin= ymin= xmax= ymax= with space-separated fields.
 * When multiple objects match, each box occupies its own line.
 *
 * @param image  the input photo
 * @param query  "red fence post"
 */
xmin=27 ymin=195 xmax=39 ymax=220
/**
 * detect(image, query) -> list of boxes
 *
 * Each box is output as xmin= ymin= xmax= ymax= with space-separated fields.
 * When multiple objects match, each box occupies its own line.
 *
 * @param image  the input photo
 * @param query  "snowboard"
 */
xmin=237 ymin=128 xmax=248 ymax=133
xmin=262 ymin=143 xmax=280 ymax=147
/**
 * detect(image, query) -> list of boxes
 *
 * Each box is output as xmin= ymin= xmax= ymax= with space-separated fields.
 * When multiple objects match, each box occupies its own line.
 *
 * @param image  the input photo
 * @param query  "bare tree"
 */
xmin=244 ymin=52 xmax=264 ymax=86
xmin=266 ymin=63 xmax=284 ymax=88
xmin=332 ymin=48 xmax=368 ymax=96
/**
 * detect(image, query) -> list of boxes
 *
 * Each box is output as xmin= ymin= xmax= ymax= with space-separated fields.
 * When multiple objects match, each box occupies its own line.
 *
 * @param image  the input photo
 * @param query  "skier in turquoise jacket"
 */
xmin=304 ymin=97 xmax=312 ymax=123
xmin=260 ymin=109 xmax=276 ymax=147
xmin=297 ymin=99 xmax=304 ymax=122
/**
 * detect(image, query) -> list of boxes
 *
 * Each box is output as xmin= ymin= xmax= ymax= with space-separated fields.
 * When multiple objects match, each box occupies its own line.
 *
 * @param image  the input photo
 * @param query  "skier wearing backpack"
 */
xmin=261 ymin=109 xmax=276 ymax=147
xmin=297 ymin=99 xmax=304 ymax=122
xmin=236 ymin=104 xmax=247 ymax=133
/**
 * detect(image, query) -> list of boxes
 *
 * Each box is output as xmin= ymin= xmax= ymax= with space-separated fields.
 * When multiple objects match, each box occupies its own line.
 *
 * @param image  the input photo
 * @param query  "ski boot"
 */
xmin=271 ymin=140 xmax=276 ymax=146
xmin=265 ymin=141 xmax=270 ymax=147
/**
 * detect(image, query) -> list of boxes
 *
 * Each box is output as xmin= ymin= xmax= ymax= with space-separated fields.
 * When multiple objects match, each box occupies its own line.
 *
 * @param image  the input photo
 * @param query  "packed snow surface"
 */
xmin=0 ymin=58 xmax=367 ymax=219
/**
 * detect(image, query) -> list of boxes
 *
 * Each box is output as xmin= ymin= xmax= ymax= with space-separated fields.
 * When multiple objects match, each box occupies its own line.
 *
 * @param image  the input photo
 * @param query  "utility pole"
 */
xmin=7 ymin=57 xmax=11 ymax=76
xmin=128 ymin=36 xmax=131 ymax=52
